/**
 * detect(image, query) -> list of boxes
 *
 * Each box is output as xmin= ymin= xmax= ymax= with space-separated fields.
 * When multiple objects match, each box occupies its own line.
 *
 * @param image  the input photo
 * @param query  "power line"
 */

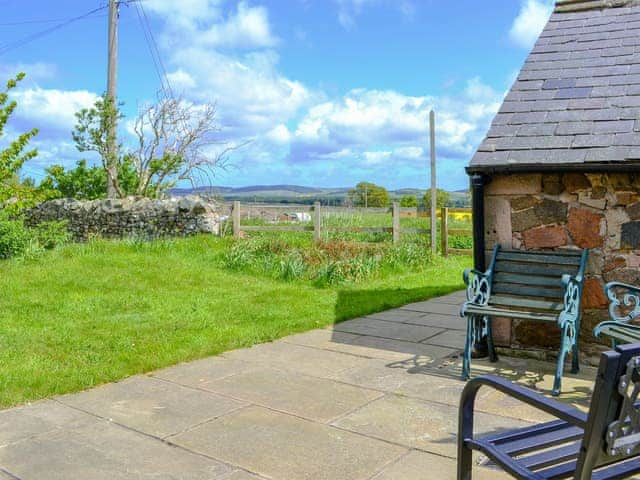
xmin=0 ymin=0 xmax=142 ymax=56
xmin=132 ymin=1 xmax=175 ymax=101
xmin=0 ymin=15 xmax=107 ymax=27
xmin=0 ymin=5 xmax=107 ymax=56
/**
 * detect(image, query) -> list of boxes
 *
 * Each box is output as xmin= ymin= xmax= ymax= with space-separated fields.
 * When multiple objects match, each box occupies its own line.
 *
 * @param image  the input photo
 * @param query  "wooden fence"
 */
xmin=231 ymin=201 xmax=473 ymax=256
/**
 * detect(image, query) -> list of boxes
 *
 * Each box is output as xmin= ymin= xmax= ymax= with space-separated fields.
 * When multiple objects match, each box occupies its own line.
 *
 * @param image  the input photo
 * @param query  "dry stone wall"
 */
xmin=25 ymin=196 xmax=220 ymax=241
xmin=484 ymin=172 xmax=640 ymax=356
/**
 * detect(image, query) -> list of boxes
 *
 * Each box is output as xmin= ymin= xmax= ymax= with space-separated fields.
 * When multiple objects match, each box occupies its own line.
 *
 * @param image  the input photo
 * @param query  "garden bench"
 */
xmin=461 ymin=245 xmax=589 ymax=396
xmin=458 ymin=343 xmax=640 ymax=480
xmin=594 ymin=282 xmax=640 ymax=346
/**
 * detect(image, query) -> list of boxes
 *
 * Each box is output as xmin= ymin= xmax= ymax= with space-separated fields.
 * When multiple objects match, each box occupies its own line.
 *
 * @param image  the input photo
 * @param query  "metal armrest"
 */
xmin=594 ymin=321 xmax=640 ymax=338
xmin=462 ymin=268 xmax=493 ymax=307
xmin=558 ymin=274 xmax=582 ymax=329
xmin=605 ymin=282 xmax=640 ymax=324
xmin=459 ymin=375 xmax=587 ymax=429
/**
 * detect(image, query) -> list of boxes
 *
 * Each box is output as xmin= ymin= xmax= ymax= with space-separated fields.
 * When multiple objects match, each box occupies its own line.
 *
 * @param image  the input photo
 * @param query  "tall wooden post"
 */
xmin=441 ymin=206 xmax=449 ymax=257
xmin=106 ymin=0 xmax=119 ymax=198
xmin=430 ymin=110 xmax=437 ymax=255
xmin=392 ymin=202 xmax=400 ymax=244
xmin=313 ymin=202 xmax=321 ymax=242
xmin=233 ymin=201 xmax=241 ymax=239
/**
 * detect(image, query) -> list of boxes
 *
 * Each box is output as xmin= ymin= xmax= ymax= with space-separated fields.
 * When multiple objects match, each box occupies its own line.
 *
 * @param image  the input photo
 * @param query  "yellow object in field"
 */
xmin=450 ymin=212 xmax=472 ymax=221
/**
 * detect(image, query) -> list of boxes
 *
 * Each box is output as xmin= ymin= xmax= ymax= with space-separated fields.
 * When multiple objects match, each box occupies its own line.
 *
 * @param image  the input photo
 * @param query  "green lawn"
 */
xmin=0 ymin=236 xmax=470 ymax=408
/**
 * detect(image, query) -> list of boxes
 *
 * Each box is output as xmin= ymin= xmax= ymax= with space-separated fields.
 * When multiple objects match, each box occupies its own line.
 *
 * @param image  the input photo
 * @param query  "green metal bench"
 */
xmin=593 ymin=282 xmax=640 ymax=346
xmin=461 ymin=245 xmax=589 ymax=396
xmin=458 ymin=343 xmax=640 ymax=480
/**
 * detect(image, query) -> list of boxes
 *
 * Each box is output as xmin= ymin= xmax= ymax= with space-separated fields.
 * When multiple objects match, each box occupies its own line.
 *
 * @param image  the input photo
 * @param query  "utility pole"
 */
xmin=430 ymin=110 xmax=437 ymax=255
xmin=106 ymin=0 xmax=119 ymax=198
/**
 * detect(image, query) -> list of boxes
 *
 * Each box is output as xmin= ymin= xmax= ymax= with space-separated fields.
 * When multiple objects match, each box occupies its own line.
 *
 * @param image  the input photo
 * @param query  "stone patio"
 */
xmin=0 ymin=290 xmax=597 ymax=479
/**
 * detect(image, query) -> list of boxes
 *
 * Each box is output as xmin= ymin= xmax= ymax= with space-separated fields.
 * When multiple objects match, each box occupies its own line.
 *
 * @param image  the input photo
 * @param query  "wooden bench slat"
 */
xmin=599 ymin=326 xmax=640 ymax=344
xmin=489 ymin=295 xmax=564 ymax=312
xmin=464 ymin=305 xmax=558 ymax=322
xmin=497 ymin=251 xmax=582 ymax=266
xmin=492 ymin=283 xmax=564 ymax=299
xmin=494 ymin=272 xmax=564 ymax=287
xmin=494 ymin=262 xmax=570 ymax=278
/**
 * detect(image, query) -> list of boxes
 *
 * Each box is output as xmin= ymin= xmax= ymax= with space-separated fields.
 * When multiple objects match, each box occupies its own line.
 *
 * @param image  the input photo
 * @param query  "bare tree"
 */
xmin=132 ymin=96 xmax=236 ymax=198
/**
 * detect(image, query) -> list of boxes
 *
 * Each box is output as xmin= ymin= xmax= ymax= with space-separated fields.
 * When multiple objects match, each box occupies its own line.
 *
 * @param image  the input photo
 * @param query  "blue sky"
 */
xmin=0 ymin=0 xmax=554 ymax=190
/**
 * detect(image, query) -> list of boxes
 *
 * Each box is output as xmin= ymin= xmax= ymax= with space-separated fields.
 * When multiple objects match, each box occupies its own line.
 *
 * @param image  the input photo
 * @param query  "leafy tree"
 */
xmin=348 ymin=182 xmax=390 ymax=207
xmin=423 ymin=189 xmax=450 ymax=209
xmin=0 ymin=73 xmax=39 ymax=208
xmin=73 ymin=93 xmax=231 ymax=199
xmin=72 ymin=94 xmax=122 ymax=198
xmin=39 ymin=157 xmax=139 ymax=200
xmin=399 ymin=195 xmax=418 ymax=207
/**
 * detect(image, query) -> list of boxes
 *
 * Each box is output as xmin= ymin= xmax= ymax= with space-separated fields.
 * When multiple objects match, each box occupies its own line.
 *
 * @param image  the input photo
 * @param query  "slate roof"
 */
xmin=468 ymin=0 xmax=640 ymax=173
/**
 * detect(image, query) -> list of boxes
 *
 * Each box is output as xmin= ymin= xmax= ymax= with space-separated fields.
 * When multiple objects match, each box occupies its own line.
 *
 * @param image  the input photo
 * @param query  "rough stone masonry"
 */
xmin=25 ymin=196 xmax=220 ymax=241
xmin=485 ymin=172 xmax=640 ymax=356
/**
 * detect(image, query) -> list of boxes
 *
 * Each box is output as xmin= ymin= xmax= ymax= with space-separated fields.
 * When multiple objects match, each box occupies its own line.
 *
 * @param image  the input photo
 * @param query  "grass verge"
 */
xmin=0 ymin=235 xmax=469 ymax=407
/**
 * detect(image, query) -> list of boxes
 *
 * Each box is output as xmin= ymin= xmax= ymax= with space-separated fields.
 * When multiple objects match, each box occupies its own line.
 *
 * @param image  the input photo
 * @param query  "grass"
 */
xmin=0 ymin=235 xmax=470 ymax=408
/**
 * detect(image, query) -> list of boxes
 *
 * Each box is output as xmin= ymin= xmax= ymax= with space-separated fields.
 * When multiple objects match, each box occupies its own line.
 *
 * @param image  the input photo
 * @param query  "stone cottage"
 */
xmin=468 ymin=0 xmax=640 ymax=354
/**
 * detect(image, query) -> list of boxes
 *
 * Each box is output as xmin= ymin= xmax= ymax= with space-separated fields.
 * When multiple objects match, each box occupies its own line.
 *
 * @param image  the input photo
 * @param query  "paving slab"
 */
xmin=374 ymin=311 xmax=466 ymax=330
xmin=333 ymin=317 xmax=445 ymax=342
xmin=171 ymin=405 xmax=407 ymax=480
xmin=371 ymin=450 xmax=510 ymax=480
xmin=333 ymin=393 xmax=531 ymax=458
xmin=60 ymin=376 xmax=246 ymax=438
xmin=428 ymin=291 xmax=467 ymax=305
xmin=0 ymin=419 xmax=233 ymax=480
xmin=284 ymin=328 xmax=457 ymax=362
xmin=222 ymin=341 xmax=372 ymax=378
xmin=401 ymin=301 xmax=461 ymax=316
xmin=0 ymin=400 xmax=95 ymax=448
xmin=203 ymin=367 xmax=383 ymax=423
xmin=221 ymin=471 xmax=266 ymax=480
xmin=327 ymin=357 xmax=553 ymax=423
xmin=366 ymin=309 xmax=433 ymax=323
xmin=421 ymin=328 xmax=466 ymax=349
xmin=152 ymin=356 xmax=252 ymax=387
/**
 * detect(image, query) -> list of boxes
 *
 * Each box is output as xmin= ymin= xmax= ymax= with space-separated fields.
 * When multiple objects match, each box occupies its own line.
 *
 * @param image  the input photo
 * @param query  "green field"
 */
xmin=232 ymin=208 xmax=474 ymax=249
xmin=0 ymin=236 xmax=470 ymax=407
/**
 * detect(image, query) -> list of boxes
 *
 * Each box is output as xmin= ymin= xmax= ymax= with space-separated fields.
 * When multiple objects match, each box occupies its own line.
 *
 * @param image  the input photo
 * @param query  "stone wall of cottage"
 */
xmin=484 ymin=172 xmax=640 ymax=357
xmin=24 ymin=196 xmax=220 ymax=241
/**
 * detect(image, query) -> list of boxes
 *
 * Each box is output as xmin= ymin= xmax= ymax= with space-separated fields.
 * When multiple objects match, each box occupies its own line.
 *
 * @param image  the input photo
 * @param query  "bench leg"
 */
xmin=462 ymin=315 xmax=474 ymax=380
xmin=553 ymin=321 xmax=575 ymax=396
xmin=485 ymin=315 xmax=499 ymax=363
xmin=571 ymin=315 xmax=580 ymax=374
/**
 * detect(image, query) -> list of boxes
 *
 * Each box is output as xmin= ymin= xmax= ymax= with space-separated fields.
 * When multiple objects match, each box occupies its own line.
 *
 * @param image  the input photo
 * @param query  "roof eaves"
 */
xmin=466 ymin=160 xmax=640 ymax=175
xmin=555 ymin=0 xmax=639 ymax=12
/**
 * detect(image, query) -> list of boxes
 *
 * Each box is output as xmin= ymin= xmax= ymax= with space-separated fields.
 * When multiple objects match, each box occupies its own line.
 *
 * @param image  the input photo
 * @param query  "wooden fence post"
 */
xmin=441 ymin=206 xmax=448 ymax=257
xmin=313 ymin=202 xmax=321 ymax=242
xmin=233 ymin=201 xmax=241 ymax=239
xmin=392 ymin=202 xmax=400 ymax=244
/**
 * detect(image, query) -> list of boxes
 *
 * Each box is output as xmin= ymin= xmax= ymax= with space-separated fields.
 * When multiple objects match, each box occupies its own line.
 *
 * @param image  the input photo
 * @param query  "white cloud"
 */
xmin=509 ymin=0 xmax=553 ymax=49
xmin=334 ymin=0 xmax=415 ymax=29
xmin=12 ymin=87 xmax=99 ymax=137
xmin=0 ymin=62 xmax=57 ymax=83
xmin=200 ymin=2 xmax=277 ymax=49
xmin=265 ymin=124 xmax=292 ymax=144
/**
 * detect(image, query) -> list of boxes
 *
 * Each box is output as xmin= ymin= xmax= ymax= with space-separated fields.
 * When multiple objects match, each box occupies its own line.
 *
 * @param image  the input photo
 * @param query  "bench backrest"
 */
xmin=487 ymin=246 xmax=588 ymax=315
xmin=575 ymin=343 xmax=640 ymax=479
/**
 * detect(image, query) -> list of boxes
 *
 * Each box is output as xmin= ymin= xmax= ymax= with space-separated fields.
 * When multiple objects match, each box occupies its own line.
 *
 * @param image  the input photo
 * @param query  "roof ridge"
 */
xmin=555 ymin=0 xmax=639 ymax=12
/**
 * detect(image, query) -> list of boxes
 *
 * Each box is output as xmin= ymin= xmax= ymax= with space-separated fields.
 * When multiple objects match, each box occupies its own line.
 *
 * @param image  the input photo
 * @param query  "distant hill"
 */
xmin=170 ymin=184 xmax=470 ymax=207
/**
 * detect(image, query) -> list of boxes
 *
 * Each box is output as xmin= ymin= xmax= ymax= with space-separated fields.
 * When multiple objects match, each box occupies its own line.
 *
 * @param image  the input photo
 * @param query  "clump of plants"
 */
xmin=222 ymin=237 xmax=434 ymax=286
xmin=0 ymin=216 xmax=69 ymax=260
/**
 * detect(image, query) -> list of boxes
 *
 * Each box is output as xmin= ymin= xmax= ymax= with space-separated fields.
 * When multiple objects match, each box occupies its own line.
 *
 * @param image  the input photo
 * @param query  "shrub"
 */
xmin=222 ymin=237 xmax=436 ymax=286
xmin=33 ymin=221 xmax=70 ymax=250
xmin=0 ymin=219 xmax=32 ymax=259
